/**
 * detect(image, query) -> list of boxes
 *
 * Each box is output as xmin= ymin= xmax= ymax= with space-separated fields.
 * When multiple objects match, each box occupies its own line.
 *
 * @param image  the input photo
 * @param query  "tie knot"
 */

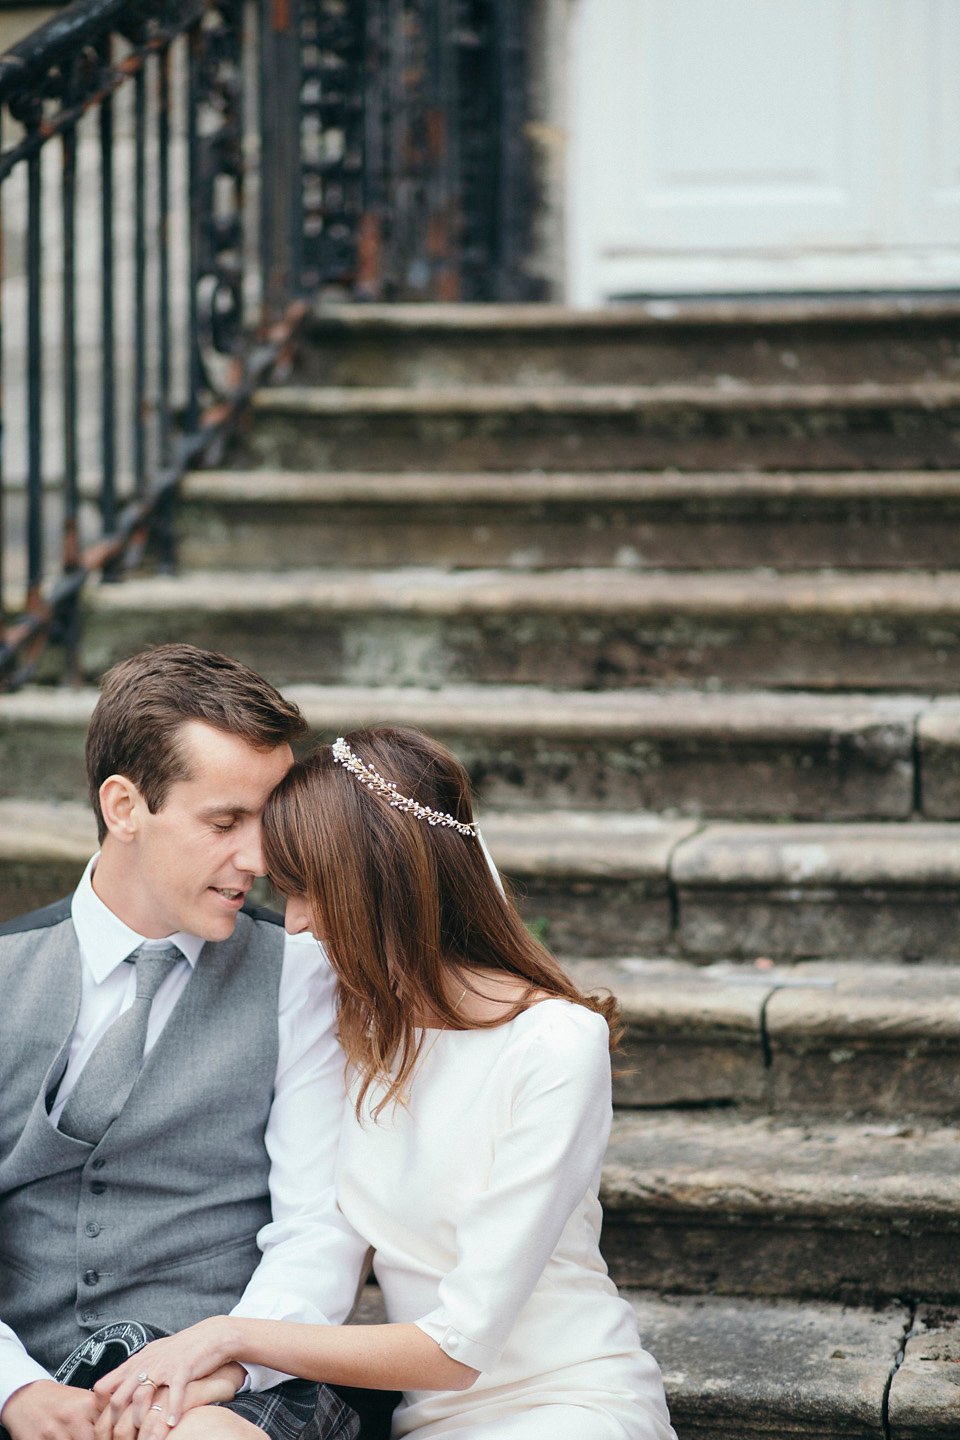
xmin=129 ymin=943 xmax=181 ymax=1001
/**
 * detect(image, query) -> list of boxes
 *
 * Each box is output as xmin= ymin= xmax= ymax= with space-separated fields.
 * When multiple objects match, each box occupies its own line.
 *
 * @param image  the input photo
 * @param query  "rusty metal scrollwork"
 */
xmin=189 ymin=0 xmax=245 ymax=357
xmin=292 ymin=0 xmax=534 ymax=301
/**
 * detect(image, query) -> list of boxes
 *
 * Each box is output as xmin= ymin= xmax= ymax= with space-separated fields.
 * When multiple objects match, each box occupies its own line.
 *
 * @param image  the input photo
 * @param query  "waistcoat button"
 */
xmin=90 ymin=1182 xmax=106 ymax=1195
xmin=80 ymin=1310 xmax=99 ymax=1323
xmin=83 ymin=1270 xmax=99 ymax=1286
xmin=85 ymin=1222 xmax=101 ymax=1237
xmin=91 ymin=1158 xmax=106 ymax=1171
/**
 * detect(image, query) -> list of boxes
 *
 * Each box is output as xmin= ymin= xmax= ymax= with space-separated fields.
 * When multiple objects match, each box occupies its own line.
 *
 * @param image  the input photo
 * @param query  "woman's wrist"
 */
xmin=215 ymin=1316 xmax=247 ymax=1368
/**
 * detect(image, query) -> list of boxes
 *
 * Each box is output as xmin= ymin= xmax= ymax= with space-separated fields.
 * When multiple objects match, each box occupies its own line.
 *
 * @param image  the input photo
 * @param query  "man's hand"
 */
xmin=1 ymin=1378 xmax=104 ymax=1440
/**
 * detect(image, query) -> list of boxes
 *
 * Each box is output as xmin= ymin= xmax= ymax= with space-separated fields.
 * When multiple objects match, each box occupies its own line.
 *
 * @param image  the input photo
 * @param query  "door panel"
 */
xmin=568 ymin=0 xmax=960 ymax=301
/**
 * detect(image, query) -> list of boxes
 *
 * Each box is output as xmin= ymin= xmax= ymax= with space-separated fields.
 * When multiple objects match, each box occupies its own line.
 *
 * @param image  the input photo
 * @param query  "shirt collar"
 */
xmin=71 ymin=855 xmax=205 ymax=983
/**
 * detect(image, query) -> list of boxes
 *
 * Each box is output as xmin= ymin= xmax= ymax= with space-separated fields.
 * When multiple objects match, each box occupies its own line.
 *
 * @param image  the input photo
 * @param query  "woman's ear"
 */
xmin=98 ymin=774 xmax=142 ymax=843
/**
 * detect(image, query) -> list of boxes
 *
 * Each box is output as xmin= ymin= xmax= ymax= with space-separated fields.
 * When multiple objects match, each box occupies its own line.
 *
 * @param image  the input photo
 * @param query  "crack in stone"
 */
xmin=882 ymin=1302 xmax=919 ymax=1440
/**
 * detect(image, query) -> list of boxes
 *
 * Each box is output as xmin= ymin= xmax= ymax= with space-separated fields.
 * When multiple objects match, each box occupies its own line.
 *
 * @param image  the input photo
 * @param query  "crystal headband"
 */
xmin=332 ymin=738 xmax=478 ymax=836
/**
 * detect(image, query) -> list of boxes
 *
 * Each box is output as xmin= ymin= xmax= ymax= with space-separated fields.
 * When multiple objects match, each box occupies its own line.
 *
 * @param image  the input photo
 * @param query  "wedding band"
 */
xmin=150 ymin=1404 xmax=164 ymax=1413
xmin=138 ymin=1372 xmax=160 ymax=1388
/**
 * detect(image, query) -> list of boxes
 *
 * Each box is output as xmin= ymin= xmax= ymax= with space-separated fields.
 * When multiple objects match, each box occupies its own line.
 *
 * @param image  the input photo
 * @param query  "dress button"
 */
xmin=83 ymin=1270 xmax=99 ymax=1286
xmin=85 ymin=1221 xmax=101 ymax=1237
xmin=90 ymin=1182 xmax=106 ymax=1195
xmin=91 ymin=1158 xmax=106 ymax=1171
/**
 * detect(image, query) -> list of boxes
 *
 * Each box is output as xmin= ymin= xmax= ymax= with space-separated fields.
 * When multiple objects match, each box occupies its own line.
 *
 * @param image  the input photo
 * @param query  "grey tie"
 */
xmin=58 ymin=944 xmax=181 ymax=1145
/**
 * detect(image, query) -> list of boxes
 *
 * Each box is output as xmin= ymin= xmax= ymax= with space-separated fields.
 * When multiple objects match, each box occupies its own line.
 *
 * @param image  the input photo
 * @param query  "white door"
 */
xmin=567 ymin=0 xmax=960 ymax=304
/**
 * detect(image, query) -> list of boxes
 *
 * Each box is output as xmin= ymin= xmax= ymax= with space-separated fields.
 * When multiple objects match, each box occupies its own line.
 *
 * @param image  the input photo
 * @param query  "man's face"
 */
xmin=97 ymin=720 xmax=294 ymax=941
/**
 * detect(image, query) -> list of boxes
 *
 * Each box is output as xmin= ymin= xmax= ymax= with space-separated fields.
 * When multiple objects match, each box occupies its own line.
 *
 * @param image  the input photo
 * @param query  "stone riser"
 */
xmin=0 ymin=710 xmax=917 ymax=819
xmin=10 ymin=854 xmax=960 ymax=961
xmin=0 ymin=860 xmax=88 ymax=922
xmin=615 ymin=1030 xmax=960 ymax=1119
xmin=576 ymin=960 xmax=960 ymax=1119
xmin=177 ymin=492 xmax=960 ymax=573
xmin=237 ymin=402 xmax=960 ymax=473
xmin=601 ymin=1218 xmax=955 ymax=1307
xmin=300 ymin=302 xmax=960 ymax=388
xmin=11 ymin=685 xmax=960 ymax=822
xmin=74 ymin=592 xmax=960 ymax=693
xmin=510 ymin=876 xmax=960 ymax=960
xmin=7 ymin=799 xmax=960 ymax=963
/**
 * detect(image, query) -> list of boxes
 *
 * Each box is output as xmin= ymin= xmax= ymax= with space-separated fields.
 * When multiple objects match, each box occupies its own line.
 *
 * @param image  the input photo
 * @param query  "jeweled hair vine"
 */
xmin=332 ymin=737 xmax=478 ymax=837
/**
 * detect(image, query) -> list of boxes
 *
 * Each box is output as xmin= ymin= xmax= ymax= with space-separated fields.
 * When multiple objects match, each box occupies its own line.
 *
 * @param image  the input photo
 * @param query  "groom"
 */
xmin=0 ymin=645 xmax=367 ymax=1440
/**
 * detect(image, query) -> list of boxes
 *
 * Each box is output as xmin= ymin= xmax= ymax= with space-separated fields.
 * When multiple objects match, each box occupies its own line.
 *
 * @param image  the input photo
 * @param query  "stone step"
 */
xmin=178 ymin=469 xmax=960 ymax=572
xmin=5 ymin=797 xmax=960 ymax=963
xmin=298 ymin=296 xmax=960 ymax=390
xmin=670 ymin=821 xmax=960 ymax=962
xmin=483 ymin=816 xmax=960 ymax=960
xmin=888 ymin=1305 xmax=960 ymax=1440
xmin=0 ymin=798 xmax=94 ymax=921
xmin=75 ymin=567 xmax=960 ymax=692
xmin=0 ymin=684 xmax=935 ymax=822
xmin=351 ymin=1282 xmax=918 ymax=1439
xmin=565 ymin=958 xmax=960 ymax=1119
xmin=287 ymin=685 xmax=934 ymax=823
xmin=636 ymin=1292 xmax=914 ymax=1440
xmin=240 ymin=379 xmax=960 ymax=472
xmin=600 ymin=1110 xmax=960 ymax=1305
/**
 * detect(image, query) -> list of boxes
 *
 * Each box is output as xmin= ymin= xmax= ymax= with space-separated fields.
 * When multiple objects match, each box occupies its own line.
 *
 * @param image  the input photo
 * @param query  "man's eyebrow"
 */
xmin=199 ymin=804 xmax=255 ymax=818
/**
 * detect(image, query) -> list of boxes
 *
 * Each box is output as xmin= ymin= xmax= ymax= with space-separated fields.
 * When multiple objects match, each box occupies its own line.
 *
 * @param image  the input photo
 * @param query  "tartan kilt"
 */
xmin=222 ymin=1378 xmax=359 ymax=1439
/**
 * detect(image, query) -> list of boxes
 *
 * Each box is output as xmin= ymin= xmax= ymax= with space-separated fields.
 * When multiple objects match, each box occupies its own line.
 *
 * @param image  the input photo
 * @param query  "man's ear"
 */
xmin=98 ymin=774 xmax=143 ymax=844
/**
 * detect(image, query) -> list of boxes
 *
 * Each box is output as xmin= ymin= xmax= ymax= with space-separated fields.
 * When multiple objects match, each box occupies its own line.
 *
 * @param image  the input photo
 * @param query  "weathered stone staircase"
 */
xmin=5 ymin=295 xmax=960 ymax=1436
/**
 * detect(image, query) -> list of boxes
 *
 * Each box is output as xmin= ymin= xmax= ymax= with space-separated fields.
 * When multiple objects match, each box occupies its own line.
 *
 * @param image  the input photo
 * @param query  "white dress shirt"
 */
xmin=0 ymin=857 xmax=367 ymax=1412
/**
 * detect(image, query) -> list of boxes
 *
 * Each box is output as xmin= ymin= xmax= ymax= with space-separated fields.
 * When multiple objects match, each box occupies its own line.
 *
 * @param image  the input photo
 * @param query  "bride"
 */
xmin=97 ymin=727 xmax=676 ymax=1440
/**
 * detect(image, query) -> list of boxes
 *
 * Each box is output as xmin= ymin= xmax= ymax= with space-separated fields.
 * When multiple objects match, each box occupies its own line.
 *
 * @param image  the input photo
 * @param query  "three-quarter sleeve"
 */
xmin=414 ymin=1006 xmax=612 ymax=1371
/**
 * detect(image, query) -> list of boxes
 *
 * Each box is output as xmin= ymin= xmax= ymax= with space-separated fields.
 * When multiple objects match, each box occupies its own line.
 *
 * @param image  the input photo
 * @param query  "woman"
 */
xmin=98 ymin=728 xmax=677 ymax=1440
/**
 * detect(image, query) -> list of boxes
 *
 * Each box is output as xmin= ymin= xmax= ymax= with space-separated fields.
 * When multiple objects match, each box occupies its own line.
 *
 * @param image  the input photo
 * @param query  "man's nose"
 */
xmin=234 ymin=820 xmax=265 ymax=877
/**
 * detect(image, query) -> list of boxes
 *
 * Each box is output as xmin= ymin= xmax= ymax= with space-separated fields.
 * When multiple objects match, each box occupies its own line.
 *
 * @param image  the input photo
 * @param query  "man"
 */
xmin=0 ymin=646 xmax=367 ymax=1440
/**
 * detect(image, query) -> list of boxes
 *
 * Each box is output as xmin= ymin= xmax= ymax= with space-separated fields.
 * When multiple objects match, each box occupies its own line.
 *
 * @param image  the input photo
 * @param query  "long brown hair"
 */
xmin=263 ymin=726 xmax=622 ymax=1116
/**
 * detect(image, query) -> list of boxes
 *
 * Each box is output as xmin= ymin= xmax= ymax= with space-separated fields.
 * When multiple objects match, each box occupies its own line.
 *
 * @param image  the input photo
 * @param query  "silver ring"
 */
xmin=150 ymin=1404 xmax=164 ymax=1413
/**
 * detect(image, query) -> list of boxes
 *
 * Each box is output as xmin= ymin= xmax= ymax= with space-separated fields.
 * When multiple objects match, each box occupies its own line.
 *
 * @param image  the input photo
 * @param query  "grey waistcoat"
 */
xmin=0 ymin=898 xmax=284 ymax=1372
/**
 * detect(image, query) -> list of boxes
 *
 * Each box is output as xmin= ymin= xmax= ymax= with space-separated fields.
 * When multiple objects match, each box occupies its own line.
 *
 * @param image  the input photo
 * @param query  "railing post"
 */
xmin=25 ymin=102 xmax=43 ymax=612
xmin=0 ymin=110 xmax=5 ymax=646
xmin=99 ymin=40 xmax=117 ymax=541
xmin=260 ymin=0 xmax=303 ymax=323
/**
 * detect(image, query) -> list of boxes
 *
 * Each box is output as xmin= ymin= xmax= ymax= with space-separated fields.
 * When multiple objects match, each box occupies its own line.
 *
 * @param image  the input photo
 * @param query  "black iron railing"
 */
xmin=0 ymin=0 xmax=305 ymax=684
xmin=0 ymin=0 xmax=533 ymax=687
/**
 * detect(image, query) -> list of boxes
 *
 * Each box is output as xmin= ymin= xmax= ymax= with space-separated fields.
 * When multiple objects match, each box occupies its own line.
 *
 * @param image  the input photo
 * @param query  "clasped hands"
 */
xmin=0 ymin=1350 xmax=241 ymax=1440
xmin=93 ymin=1319 xmax=241 ymax=1440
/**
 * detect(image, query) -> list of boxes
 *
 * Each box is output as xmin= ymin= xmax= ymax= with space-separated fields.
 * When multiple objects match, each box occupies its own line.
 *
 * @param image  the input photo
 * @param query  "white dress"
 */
xmin=335 ymin=999 xmax=677 ymax=1440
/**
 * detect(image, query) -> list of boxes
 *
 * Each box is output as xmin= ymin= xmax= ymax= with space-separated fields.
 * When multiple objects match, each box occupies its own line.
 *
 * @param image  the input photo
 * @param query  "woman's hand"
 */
xmin=92 ymin=1365 xmax=243 ymax=1440
xmin=93 ymin=1319 xmax=240 ymax=1430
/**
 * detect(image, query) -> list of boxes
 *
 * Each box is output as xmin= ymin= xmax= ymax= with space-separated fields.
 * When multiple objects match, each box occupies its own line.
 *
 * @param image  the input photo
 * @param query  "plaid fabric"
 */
xmin=223 ymin=1379 xmax=359 ymax=1439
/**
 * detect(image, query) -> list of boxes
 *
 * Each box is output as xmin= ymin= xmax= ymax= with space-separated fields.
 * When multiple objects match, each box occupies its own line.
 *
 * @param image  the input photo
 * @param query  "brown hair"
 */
xmin=86 ymin=645 xmax=307 ymax=841
xmin=263 ymin=726 xmax=622 ymax=1116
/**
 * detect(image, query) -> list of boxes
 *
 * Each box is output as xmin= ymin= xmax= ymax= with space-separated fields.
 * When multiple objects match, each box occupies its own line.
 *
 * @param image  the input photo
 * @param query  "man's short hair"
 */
xmin=86 ymin=645 xmax=307 ymax=841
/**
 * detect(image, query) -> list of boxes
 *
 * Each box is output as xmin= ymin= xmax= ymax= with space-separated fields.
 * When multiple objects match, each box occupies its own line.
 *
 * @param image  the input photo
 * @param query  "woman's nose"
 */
xmin=283 ymin=895 xmax=311 ymax=934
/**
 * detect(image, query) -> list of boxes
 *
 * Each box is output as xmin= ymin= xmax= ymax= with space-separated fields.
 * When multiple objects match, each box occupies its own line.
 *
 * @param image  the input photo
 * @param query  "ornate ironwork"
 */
xmin=0 ymin=0 xmax=301 ymax=685
xmin=189 ymin=0 xmax=246 ymax=359
xmin=290 ymin=0 xmax=535 ymax=301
